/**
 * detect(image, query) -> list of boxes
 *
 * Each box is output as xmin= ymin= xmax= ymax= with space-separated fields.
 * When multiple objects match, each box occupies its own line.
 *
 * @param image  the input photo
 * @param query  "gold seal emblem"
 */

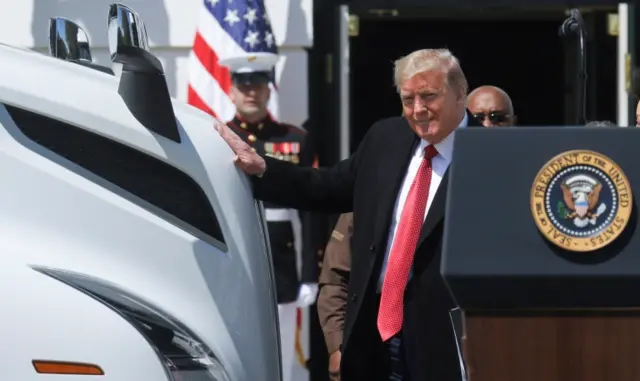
xmin=530 ymin=150 xmax=632 ymax=252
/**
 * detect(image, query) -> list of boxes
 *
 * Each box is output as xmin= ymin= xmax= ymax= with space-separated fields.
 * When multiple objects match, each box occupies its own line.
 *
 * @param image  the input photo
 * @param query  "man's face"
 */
xmin=230 ymin=82 xmax=270 ymax=117
xmin=400 ymin=70 xmax=464 ymax=144
xmin=467 ymin=91 xmax=514 ymax=127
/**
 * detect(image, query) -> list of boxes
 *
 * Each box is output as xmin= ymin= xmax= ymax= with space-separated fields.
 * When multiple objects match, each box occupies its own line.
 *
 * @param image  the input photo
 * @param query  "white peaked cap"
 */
xmin=218 ymin=52 xmax=280 ymax=73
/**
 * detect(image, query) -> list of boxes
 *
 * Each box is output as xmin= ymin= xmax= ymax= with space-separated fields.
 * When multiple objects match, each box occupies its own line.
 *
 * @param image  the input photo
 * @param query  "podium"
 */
xmin=441 ymin=127 xmax=640 ymax=381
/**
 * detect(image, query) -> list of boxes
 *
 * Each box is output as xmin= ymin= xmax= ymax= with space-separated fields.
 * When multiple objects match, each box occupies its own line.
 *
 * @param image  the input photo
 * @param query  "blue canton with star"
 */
xmin=205 ymin=0 xmax=278 ymax=54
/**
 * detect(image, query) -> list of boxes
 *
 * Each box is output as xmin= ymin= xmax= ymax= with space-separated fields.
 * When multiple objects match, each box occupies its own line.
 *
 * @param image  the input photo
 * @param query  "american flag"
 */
xmin=187 ymin=0 xmax=280 ymax=121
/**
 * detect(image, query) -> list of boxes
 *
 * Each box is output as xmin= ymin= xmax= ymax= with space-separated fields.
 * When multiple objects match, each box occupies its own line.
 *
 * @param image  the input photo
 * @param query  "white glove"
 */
xmin=296 ymin=283 xmax=319 ymax=308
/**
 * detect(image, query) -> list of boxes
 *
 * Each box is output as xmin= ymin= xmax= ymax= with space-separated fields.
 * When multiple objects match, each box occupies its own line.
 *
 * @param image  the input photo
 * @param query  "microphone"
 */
xmin=558 ymin=8 xmax=588 ymax=125
xmin=559 ymin=9 xmax=586 ymax=37
xmin=558 ymin=17 xmax=579 ymax=37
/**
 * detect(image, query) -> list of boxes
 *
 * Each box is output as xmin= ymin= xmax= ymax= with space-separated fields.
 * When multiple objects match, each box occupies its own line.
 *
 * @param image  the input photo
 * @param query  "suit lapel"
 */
xmin=416 ymin=110 xmax=481 ymax=249
xmin=372 ymin=120 xmax=417 ymax=246
xmin=416 ymin=170 xmax=449 ymax=249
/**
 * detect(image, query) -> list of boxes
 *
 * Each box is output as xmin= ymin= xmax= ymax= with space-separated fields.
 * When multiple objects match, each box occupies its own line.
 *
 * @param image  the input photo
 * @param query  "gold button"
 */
xmin=258 ymin=123 xmax=264 ymax=130
xmin=248 ymin=134 xmax=257 ymax=142
xmin=250 ymin=147 xmax=256 ymax=152
xmin=240 ymin=122 xmax=247 ymax=129
xmin=317 ymin=249 xmax=324 ymax=255
xmin=286 ymin=241 xmax=293 ymax=248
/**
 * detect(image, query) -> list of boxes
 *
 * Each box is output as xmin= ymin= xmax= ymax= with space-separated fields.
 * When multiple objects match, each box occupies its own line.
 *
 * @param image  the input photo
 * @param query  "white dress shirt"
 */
xmin=377 ymin=113 xmax=468 ymax=291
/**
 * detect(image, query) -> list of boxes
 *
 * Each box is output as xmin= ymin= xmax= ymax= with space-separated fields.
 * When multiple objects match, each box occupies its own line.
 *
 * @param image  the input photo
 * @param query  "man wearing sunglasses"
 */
xmin=467 ymin=85 xmax=516 ymax=127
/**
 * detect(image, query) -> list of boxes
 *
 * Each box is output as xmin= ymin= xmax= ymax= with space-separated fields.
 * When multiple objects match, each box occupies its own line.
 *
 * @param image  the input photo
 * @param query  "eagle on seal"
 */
xmin=561 ymin=181 xmax=602 ymax=219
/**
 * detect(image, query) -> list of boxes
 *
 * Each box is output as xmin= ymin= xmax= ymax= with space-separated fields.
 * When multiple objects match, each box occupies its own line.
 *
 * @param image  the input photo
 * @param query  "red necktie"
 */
xmin=377 ymin=145 xmax=439 ymax=341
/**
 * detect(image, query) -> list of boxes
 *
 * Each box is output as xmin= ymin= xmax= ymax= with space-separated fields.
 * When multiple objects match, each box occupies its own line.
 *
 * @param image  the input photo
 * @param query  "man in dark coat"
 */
xmin=216 ymin=48 xmax=480 ymax=381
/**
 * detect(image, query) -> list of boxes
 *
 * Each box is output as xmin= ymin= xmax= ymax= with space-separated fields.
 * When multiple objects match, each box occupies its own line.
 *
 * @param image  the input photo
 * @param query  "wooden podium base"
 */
xmin=463 ymin=310 xmax=640 ymax=381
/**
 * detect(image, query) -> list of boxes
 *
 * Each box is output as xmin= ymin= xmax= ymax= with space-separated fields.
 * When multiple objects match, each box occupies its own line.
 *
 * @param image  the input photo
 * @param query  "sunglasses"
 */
xmin=472 ymin=111 xmax=510 ymax=125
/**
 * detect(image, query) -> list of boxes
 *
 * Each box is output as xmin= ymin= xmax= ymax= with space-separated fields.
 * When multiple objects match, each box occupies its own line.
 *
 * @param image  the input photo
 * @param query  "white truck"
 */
xmin=0 ymin=4 xmax=280 ymax=381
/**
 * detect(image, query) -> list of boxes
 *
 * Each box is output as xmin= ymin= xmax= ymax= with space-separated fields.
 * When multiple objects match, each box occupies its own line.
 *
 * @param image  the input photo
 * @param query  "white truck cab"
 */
xmin=0 ymin=4 xmax=280 ymax=381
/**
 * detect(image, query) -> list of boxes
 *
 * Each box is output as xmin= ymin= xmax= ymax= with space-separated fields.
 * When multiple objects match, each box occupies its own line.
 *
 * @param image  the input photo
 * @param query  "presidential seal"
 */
xmin=531 ymin=150 xmax=632 ymax=252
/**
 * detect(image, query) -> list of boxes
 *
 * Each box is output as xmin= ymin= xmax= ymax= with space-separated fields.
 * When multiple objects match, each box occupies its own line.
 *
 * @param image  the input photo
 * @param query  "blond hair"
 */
xmin=393 ymin=49 xmax=468 ymax=96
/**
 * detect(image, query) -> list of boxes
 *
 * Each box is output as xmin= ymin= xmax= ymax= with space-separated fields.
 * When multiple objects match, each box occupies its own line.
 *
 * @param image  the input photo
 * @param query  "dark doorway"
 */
xmin=349 ymin=15 xmax=567 ymax=151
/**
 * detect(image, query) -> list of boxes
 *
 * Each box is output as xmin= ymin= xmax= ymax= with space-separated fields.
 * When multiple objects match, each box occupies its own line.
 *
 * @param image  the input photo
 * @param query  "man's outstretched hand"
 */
xmin=214 ymin=120 xmax=266 ymax=177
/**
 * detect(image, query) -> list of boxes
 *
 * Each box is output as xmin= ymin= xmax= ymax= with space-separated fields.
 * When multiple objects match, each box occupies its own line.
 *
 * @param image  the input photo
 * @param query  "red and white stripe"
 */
xmin=187 ymin=7 xmax=279 ymax=121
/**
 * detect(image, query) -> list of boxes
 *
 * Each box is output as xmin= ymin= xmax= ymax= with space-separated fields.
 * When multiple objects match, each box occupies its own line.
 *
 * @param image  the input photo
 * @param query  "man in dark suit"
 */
xmin=215 ymin=48 xmax=480 ymax=381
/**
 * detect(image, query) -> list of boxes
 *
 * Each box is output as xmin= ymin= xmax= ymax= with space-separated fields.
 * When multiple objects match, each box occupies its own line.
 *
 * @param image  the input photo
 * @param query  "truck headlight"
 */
xmin=33 ymin=267 xmax=231 ymax=381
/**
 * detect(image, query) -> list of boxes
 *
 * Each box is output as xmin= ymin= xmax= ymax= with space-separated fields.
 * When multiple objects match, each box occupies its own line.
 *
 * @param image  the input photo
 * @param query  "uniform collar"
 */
xmin=233 ymin=113 xmax=273 ymax=134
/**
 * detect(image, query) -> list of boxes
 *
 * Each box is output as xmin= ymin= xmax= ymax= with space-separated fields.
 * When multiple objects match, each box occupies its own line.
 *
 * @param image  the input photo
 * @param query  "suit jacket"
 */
xmin=227 ymin=115 xmax=326 ymax=303
xmin=318 ymin=212 xmax=353 ymax=354
xmin=251 ymin=112 xmax=480 ymax=380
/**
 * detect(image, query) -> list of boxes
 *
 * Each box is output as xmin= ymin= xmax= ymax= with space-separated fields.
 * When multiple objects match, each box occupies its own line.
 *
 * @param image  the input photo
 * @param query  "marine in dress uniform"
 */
xmin=219 ymin=52 xmax=326 ymax=381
